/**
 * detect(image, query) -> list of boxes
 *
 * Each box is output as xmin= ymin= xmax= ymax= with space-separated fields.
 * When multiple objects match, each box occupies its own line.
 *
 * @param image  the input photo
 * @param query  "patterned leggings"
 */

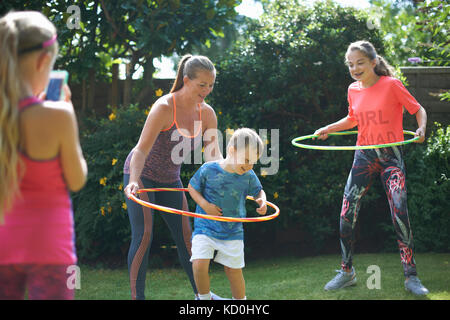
xmin=340 ymin=146 xmax=417 ymax=277
xmin=0 ymin=264 xmax=74 ymax=300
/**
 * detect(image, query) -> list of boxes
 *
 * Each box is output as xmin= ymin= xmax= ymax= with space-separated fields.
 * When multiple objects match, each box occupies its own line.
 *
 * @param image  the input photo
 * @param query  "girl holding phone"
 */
xmin=0 ymin=11 xmax=87 ymax=299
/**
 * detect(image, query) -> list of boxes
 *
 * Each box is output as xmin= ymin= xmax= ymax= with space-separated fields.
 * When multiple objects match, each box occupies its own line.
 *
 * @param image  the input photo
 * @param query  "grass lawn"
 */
xmin=75 ymin=252 xmax=450 ymax=300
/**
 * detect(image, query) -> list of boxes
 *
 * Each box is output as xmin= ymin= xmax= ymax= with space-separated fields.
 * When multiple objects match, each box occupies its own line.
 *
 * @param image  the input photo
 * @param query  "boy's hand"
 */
xmin=202 ymin=202 xmax=223 ymax=216
xmin=255 ymin=198 xmax=267 ymax=215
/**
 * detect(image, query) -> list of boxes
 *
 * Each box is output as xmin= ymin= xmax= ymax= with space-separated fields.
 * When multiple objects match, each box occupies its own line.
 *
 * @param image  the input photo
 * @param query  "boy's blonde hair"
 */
xmin=0 ymin=11 xmax=57 ymax=223
xmin=227 ymin=128 xmax=264 ymax=160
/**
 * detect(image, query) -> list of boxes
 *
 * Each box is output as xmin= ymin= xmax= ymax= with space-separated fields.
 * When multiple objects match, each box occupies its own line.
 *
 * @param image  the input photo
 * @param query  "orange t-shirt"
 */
xmin=347 ymin=76 xmax=421 ymax=146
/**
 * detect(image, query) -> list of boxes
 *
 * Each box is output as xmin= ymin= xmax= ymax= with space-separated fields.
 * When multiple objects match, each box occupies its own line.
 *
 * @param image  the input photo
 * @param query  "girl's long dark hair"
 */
xmin=346 ymin=40 xmax=395 ymax=77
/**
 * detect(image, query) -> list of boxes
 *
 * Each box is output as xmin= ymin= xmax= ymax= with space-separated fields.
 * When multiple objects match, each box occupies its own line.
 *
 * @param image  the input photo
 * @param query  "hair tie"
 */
xmin=18 ymin=33 xmax=57 ymax=55
xmin=42 ymin=34 xmax=57 ymax=48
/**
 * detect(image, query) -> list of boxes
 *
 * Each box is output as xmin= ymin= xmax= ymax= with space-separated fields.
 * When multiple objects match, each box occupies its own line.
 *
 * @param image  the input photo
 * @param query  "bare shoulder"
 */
xmin=41 ymin=101 xmax=76 ymax=126
xmin=201 ymin=102 xmax=217 ymax=119
xmin=147 ymin=94 xmax=174 ymax=119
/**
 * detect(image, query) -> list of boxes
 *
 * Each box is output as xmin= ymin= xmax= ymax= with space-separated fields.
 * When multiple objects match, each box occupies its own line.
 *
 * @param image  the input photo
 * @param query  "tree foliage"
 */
xmin=369 ymin=0 xmax=450 ymax=66
xmin=0 ymin=0 xmax=243 ymax=106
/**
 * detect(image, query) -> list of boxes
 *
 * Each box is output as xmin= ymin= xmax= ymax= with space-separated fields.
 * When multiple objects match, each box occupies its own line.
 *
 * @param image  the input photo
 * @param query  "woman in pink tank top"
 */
xmin=0 ymin=11 xmax=87 ymax=300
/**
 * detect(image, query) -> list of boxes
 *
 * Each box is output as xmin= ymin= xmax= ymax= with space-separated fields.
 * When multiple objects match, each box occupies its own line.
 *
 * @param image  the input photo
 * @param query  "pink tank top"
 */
xmin=0 ymin=97 xmax=76 ymax=265
xmin=124 ymin=95 xmax=202 ymax=183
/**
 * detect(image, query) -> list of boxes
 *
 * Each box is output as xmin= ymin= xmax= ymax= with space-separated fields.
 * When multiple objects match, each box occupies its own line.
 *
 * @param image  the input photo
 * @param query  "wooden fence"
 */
xmin=71 ymin=67 xmax=450 ymax=129
xmin=400 ymin=67 xmax=450 ymax=130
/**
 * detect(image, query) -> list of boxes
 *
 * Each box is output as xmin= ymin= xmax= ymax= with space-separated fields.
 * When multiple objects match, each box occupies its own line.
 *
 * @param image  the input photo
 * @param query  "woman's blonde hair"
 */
xmin=170 ymin=55 xmax=215 ymax=93
xmin=0 ymin=11 xmax=57 ymax=223
xmin=345 ymin=40 xmax=395 ymax=77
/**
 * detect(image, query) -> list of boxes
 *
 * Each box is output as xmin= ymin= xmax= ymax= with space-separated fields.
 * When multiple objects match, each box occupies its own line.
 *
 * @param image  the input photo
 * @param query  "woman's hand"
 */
xmin=124 ymin=181 xmax=140 ymax=198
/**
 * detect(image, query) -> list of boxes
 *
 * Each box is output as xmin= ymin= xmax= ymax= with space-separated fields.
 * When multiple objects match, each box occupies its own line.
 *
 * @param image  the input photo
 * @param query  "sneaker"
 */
xmin=195 ymin=291 xmax=229 ymax=300
xmin=211 ymin=292 xmax=229 ymax=300
xmin=324 ymin=267 xmax=357 ymax=291
xmin=405 ymin=276 xmax=429 ymax=296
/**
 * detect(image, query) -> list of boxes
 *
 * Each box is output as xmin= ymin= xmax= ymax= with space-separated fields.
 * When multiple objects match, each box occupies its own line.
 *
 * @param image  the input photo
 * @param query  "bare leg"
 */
xmin=224 ymin=266 xmax=245 ymax=299
xmin=192 ymin=259 xmax=211 ymax=295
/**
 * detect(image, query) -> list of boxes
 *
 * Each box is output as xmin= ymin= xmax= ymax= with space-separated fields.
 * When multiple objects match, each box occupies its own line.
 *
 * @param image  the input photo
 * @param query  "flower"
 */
xmin=261 ymin=169 xmax=268 ymax=178
xmin=99 ymin=177 xmax=107 ymax=186
xmin=108 ymin=112 xmax=116 ymax=121
xmin=122 ymin=202 xmax=127 ymax=210
xmin=273 ymin=192 xmax=279 ymax=199
xmin=118 ymin=183 xmax=123 ymax=190
xmin=155 ymin=88 xmax=163 ymax=97
xmin=226 ymin=128 xmax=235 ymax=136
xmin=407 ymin=57 xmax=422 ymax=64
xmin=112 ymin=158 xmax=118 ymax=166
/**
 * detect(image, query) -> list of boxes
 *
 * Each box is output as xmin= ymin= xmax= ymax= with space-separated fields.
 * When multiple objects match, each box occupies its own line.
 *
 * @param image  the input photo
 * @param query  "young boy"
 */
xmin=188 ymin=128 xmax=267 ymax=300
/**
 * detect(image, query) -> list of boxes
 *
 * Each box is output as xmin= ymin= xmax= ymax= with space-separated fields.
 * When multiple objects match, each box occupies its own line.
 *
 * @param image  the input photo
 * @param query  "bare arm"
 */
xmin=254 ymin=189 xmax=267 ymax=215
xmin=56 ymin=86 xmax=87 ymax=192
xmin=313 ymin=116 xmax=357 ymax=140
xmin=58 ymin=103 xmax=87 ymax=192
xmin=188 ymin=183 xmax=222 ymax=216
xmin=414 ymin=106 xmax=427 ymax=143
xmin=124 ymin=101 xmax=170 ymax=197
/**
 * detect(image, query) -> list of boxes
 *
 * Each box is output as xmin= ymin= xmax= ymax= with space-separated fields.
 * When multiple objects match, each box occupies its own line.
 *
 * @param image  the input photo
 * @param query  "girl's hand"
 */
xmin=203 ymin=202 xmax=223 ymax=216
xmin=124 ymin=182 xmax=139 ymax=198
xmin=313 ymin=126 xmax=329 ymax=140
xmin=255 ymin=198 xmax=267 ymax=215
xmin=414 ymin=127 xmax=426 ymax=143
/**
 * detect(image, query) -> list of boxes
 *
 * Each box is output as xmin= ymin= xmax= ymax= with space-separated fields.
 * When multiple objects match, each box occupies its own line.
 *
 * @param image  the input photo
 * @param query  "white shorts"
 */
xmin=190 ymin=234 xmax=245 ymax=269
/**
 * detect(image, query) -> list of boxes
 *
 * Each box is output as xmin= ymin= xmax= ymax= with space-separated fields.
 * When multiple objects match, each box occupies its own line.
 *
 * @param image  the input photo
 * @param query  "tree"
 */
xmin=369 ymin=0 xmax=449 ymax=67
xmin=1 ymin=0 xmax=243 ymax=108
xmin=97 ymin=0 xmax=242 ymax=106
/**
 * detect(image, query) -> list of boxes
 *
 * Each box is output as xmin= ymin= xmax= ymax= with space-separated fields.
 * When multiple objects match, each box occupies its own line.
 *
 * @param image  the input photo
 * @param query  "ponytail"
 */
xmin=170 ymin=55 xmax=192 ymax=93
xmin=0 ymin=11 xmax=57 ymax=224
xmin=170 ymin=54 xmax=216 ymax=93
xmin=346 ymin=40 xmax=396 ymax=78
xmin=374 ymin=54 xmax=395 ymax=77
xmin=0 ymin=14 xmax=22 ymax=224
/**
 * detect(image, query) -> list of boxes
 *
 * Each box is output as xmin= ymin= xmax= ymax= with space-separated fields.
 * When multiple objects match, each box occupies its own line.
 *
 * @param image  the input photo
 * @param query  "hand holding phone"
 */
xmin=45 ymin=70 xmax=69 ymax=101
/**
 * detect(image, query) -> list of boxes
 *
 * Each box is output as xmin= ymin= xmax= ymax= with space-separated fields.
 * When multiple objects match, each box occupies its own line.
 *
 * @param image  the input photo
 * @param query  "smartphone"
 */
xmin=45 ymin=70 xmax=69 ymax=101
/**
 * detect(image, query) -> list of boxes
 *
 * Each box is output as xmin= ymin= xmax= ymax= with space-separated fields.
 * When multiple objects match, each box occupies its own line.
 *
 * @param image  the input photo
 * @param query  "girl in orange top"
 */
xmin=314 ymin=41 xmax=428 ymax=295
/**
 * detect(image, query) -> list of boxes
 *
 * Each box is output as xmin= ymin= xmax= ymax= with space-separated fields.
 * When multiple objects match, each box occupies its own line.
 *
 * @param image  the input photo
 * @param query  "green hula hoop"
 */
xmin=291 ymin=130 xmax=419 ymax=151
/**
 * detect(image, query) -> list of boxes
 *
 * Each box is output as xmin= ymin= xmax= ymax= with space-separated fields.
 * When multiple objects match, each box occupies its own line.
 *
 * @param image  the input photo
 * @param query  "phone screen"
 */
xmin=46 ymin=78 xmax=63 ymax=101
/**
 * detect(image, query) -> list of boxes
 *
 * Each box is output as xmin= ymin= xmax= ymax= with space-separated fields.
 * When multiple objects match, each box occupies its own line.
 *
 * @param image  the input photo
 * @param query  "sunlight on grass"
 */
xmin=75 ymin=253 xmax=450 ymax=300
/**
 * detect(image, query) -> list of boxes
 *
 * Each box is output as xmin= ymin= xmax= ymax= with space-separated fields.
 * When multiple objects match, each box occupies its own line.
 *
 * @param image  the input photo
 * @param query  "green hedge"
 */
xmin=72 ymin=0 xmax=449 ymax=266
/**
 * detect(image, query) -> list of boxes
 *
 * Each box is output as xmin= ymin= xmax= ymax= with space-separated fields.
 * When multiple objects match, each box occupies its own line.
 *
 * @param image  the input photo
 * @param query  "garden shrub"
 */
xmin=72 ymin=0 xmax=449 ymax=266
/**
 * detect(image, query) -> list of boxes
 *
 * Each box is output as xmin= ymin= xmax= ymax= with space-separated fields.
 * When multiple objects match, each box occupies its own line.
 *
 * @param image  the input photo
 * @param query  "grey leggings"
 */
xmin=123 ymin=174 xmax=197 ymax=300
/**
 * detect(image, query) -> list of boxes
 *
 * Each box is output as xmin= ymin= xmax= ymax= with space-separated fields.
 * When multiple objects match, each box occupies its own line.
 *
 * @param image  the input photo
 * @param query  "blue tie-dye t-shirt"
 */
xmin=189 ymin=161 xmax=263 ymax=241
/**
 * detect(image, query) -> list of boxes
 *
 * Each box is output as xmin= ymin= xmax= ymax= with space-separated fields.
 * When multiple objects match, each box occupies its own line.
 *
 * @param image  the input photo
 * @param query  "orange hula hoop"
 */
xmin=127 ymin=188 xmax=280 ymax=223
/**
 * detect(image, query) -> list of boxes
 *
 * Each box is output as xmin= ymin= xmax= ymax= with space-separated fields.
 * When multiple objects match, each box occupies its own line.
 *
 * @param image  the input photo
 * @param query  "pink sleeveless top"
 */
xmin=124 ymin=95 xmax=202 ymax=183
xmin=0 ymin=97 xmax=76 ymax=265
